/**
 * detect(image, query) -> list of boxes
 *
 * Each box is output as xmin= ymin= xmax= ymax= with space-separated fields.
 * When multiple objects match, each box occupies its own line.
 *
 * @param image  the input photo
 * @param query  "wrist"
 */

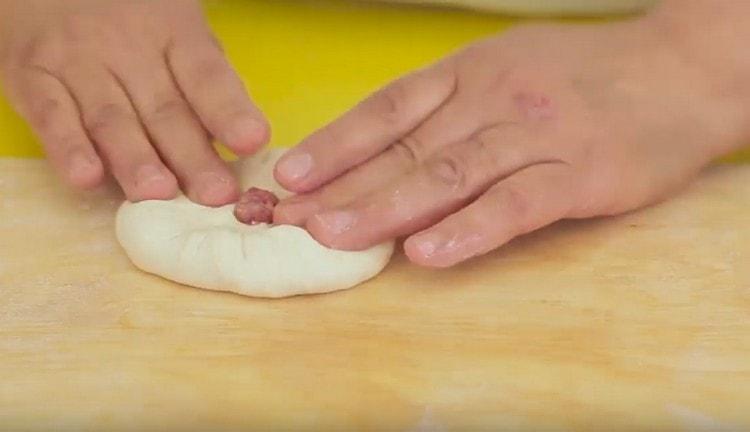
xmin=644 ymin=1 xmax=750 ymax=154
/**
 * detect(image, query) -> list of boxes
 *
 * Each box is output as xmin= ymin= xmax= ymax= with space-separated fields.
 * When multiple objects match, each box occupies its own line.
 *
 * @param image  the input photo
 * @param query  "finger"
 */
xmin=114 ymin=57 xmax=239 ymax=206
xmin=404 ymin=163 xmax=575 ymax=268
xmin=167 ymin=35 xmax=269 ymax=155
xmin=306 ymin=125 xmax=550 ymax=250
xmin=274 ymin=145 xmax=413 ymax=225
xmin=8 ymin=68 xmax=104 ymax=189
xmin=275 ymin=96 xmax=484 ymax=225
xmin=59 ymin=63 xmax=178 ymax=201
xmin=274 ymin=60 xmax=458 ymax=192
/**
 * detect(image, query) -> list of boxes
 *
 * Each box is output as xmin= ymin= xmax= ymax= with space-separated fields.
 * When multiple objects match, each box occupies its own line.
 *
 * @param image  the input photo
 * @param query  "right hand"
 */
xmin=0 ymin=0 xmax=269 ymax=205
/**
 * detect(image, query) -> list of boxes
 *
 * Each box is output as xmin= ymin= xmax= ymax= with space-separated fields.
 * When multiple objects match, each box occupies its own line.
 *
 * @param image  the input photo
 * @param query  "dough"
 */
xmin=116 ymin=148 xmax=395 ymax=298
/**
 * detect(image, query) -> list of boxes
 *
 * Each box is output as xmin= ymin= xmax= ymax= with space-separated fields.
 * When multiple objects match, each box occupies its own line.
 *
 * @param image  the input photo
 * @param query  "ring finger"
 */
xmin=405 ymin=162 xmax=575 ymax=267
xmin=57 ymin=62 xmax=178 ymax=201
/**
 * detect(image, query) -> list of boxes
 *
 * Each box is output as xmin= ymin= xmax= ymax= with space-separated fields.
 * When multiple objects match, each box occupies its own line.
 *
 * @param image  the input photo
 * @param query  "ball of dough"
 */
xmin=116 ymin=148 xmax=395 ymax=298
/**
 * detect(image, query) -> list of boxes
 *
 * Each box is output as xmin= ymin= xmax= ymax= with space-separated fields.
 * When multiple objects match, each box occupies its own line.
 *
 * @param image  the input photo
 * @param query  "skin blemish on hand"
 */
xmin=513 ymin=92 xmax=556 ymax=122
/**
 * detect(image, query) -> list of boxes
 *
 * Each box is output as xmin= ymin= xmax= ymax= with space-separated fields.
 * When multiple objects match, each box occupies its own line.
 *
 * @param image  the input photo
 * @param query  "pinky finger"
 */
xmin=11 ymin=69 xmax=104 ymax=189
xmin=404 ymin=162 xmax=574 ymax=268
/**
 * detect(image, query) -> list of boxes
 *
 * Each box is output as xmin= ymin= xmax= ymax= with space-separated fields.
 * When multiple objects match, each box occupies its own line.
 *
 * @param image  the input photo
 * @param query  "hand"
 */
xmin=273 ymin=17 xmax=749 ymax=267
xmin=0 ymin=0 xmax=269 ymax=205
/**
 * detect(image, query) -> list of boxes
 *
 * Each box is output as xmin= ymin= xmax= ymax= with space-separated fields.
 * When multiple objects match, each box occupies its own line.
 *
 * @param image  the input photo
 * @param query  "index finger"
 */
xmin=274 ymin=61 xmax=457 ymax=193
xmin=167 ymin=35 xmax=270 ymax=156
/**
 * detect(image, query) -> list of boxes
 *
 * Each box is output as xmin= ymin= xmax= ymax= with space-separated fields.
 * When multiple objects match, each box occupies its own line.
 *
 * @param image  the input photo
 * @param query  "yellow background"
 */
xmin=0 ymin=0 xmax=747 ymax=162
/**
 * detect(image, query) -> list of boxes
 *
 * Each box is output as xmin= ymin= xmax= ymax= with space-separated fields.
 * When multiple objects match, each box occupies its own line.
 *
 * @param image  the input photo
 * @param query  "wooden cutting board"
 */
xmin=1 ymin=158 xmax=749 ymax=431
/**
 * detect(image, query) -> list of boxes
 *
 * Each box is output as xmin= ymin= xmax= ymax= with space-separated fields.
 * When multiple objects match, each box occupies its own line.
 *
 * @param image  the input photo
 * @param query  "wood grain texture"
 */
xmin=1 ymin=158 xmax=749 ymax=431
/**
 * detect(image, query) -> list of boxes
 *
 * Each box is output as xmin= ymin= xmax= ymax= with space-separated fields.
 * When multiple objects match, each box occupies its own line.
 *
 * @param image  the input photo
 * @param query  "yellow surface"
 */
xmin=1 ymin=158 xmax=749 ymax=430
xmin=0 ymin=0 xmax=513 ymax=157
xmin=0 ymin=0 xmax=746 ymax=161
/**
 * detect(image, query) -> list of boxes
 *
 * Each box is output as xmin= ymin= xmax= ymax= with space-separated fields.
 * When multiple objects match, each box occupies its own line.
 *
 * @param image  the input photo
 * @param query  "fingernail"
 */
xmin=135 ymin=164 xmax=167 ymax=186
xmin=413 ymin=233 xmax=443 ymax=257
xmin=313 ymin=210 xmax=356 ymax=234
xmin=276 ymin=152 xmax=313 ymax=181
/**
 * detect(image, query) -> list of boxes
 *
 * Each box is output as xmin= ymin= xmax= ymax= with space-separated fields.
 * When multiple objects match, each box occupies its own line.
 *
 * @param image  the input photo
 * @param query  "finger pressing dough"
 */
xmin=116 ymin=148 xmax=395 ymax=298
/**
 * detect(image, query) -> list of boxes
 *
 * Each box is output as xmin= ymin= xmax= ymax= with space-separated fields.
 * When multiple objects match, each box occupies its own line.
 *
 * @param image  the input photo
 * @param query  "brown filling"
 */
xmin=233 ymin=187 xmax=280 ymax=225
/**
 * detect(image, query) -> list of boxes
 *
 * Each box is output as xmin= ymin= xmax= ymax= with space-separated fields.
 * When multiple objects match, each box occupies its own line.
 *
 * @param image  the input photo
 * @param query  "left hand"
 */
xmin=273 ymin=18 xmax=749 ymax=268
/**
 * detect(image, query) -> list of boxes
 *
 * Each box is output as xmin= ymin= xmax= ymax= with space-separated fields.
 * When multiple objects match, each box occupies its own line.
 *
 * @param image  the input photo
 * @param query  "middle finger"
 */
xmin=114 ymin=54 xmax=239 ymax=206
xmin=274 ymin=94 xmax=487 ymax=225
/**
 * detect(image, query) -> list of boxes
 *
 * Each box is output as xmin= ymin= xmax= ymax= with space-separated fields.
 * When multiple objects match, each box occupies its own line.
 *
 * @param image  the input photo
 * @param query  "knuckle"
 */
xmin=470 ymin=127 xmax=527 ymax=169
xmin=146 ymin=98 xmax=190 ymax=124
xmin=30 ymin=97 xmax=64 ymax=131
xmin=372 ymin=80 xmax=408 ymax=125
xmin=468 ymin=133 xmax=495 ymax=157
xmin=190 ymin=56 xmax=229 ymax=84
xmin=392 ymin=135 xmax=424 ymax=167
xmin=84 ymin=103 xmax=131 ymax=136
xmin=46 ymin=131 xmax=85 ymax=154
xmin=425 ymin=155 xmax=467 ymax=192
xmin=497 ymin=184 xmax=534 ymax=228
xmin=467 ymin=134 xmax=496 ymax=174
xmin=21 ymin=34 xmax=62 ymax=68
xmin=20 ymin=15 xmax=102 ymax=68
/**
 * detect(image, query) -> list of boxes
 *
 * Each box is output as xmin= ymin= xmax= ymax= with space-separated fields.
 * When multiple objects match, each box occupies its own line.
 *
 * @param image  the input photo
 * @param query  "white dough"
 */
xmin=116 ymin=148 xmax=394 ymax=298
